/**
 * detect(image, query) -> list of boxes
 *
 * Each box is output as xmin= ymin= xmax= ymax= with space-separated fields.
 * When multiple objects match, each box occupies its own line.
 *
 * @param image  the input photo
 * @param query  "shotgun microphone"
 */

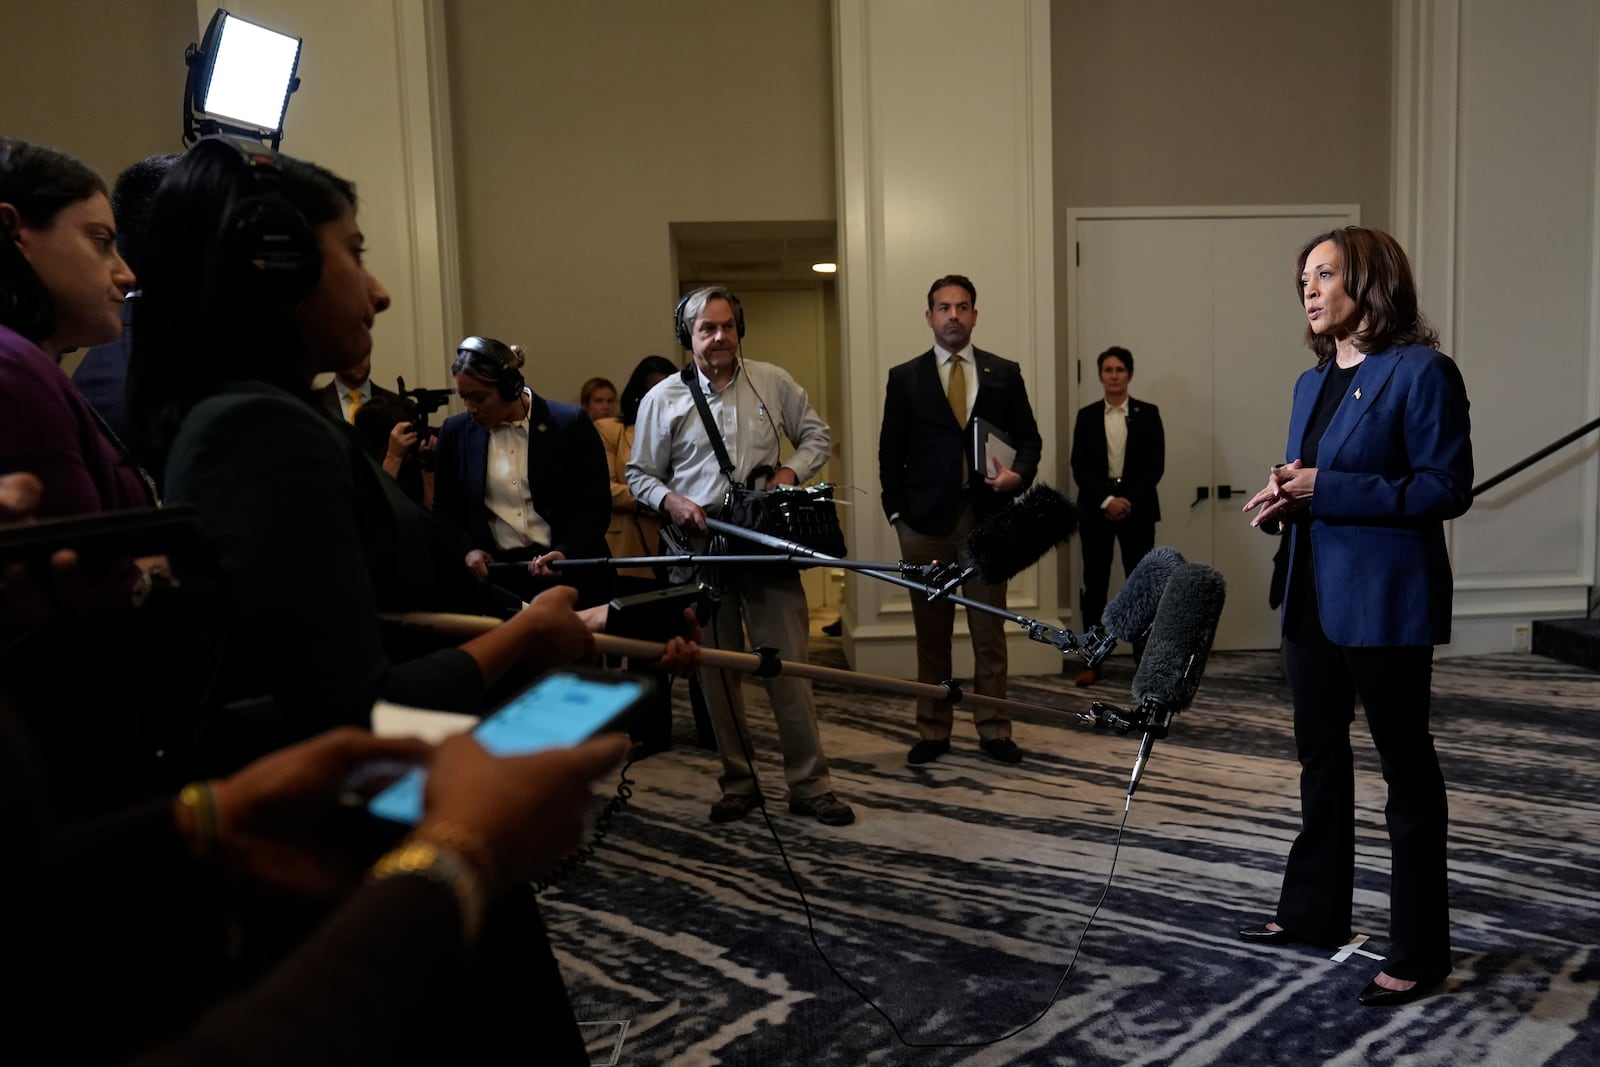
xmin=1124 ymin=561 xmax=1226 ymax=796
xmin=1076 ymin=546 xmax=1186 ymax=668
xmin=959 ymin=483 xmax=1077 ymax=584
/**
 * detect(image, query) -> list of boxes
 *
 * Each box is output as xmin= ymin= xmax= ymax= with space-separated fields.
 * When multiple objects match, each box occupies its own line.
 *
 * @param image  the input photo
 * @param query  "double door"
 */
xmin=1069 ymin=207 xmax=1356 ymax=649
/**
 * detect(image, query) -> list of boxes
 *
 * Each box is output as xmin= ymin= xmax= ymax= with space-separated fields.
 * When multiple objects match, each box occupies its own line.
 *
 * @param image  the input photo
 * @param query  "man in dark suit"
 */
xmin=432 ymin=336 xmax=611 ymax=605
xmin=1070 ymin=345 xmax=1165 ymax=687
xmin=878 ymin=274 xmax=1043 ymax=766
xmin=316 ymin=352 xmax=399 ymax=425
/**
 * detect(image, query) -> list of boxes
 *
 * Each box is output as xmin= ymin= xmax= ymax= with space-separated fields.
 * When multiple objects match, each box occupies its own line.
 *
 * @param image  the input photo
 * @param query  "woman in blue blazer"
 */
xmin=1241 ymin=226 xmax=1473 ymax=1008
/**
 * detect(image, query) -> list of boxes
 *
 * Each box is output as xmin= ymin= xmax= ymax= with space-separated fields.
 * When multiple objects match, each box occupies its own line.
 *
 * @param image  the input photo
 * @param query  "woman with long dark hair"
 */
xmin=126 ymin=139 xmax=595 ymax=758
xmin=1241 ymin=226 xmax=1473 ymax=1007
xmin=0 ymin=138 xmax=152 ymax=515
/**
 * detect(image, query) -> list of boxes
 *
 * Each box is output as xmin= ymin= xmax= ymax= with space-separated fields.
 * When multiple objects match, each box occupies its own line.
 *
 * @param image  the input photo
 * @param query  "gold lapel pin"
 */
xmin=1354 ymin=388 xmax=1362 ymax=400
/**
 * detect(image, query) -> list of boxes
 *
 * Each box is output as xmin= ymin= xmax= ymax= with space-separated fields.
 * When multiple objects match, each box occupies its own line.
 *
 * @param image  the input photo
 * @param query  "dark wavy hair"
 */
xmin=127 ymin=140 xmax=356 ymax=462
xmin=1296 ymin=226 xmax=1439 ymax=369
xmin=926 ymin=273 xmax=976 ymax=308
xmin=110 ymin=154 xmax=180 ymax=273
xmin=618 ymin=354 xmax=679 ymax=425
xmin=0 ymin=138 xmax=108 ymax=344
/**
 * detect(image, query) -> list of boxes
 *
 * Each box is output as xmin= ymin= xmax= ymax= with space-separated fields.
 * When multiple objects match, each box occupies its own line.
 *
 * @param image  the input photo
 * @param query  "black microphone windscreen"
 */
xmin=1100 ymin=546 xmax=1186 ymax=640
xmin=961 ymin=483 xmax=1077 ymax=584
xmin=1130 ymin=562 xmax=1226 ymax=714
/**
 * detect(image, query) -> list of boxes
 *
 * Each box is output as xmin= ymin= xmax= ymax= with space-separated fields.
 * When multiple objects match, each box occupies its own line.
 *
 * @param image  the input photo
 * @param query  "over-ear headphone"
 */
xmin=192 ymin=136 xmax=321 ymax=304
xmin=674 ymin=286 xmax=745 ymax=350
xmin=455 ymin=335 xmax=526 ymax=401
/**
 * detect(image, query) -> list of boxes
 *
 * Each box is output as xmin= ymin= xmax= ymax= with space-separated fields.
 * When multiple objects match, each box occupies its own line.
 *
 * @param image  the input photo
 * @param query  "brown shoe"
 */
xmin=709 ymin=791 xmax=763 ymax=823
xmin=788 ymin=791 xmax=856 ymax=826
xmin=1075 ymin=668 xmax=1099 ymax=688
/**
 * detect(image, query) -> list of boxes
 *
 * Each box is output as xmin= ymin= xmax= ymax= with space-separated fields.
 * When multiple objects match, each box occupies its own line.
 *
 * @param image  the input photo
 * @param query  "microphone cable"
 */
xmin=532 ymin=751 xmax=639 ymax=895
xmin=707 ymin=596 xmax=1137 ymax=1050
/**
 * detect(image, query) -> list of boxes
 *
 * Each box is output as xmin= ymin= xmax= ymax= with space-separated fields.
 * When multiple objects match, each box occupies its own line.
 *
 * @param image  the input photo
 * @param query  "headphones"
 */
xmin=673 ymin=287 xmax=745 ymax=350
xmin=455 ymin=335 xmax=526 ymax=401
xmin=192 ymin=136 xmax=322 ymax=304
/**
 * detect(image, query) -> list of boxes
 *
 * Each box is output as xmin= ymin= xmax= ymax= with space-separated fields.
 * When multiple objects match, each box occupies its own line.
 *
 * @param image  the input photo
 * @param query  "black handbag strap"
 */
xmin=682 ymin=363 xmax=739 ymax=489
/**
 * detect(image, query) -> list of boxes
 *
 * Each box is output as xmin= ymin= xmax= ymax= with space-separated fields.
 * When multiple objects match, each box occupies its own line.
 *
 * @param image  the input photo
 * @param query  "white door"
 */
xmin=1070 ymin=208 xmax=1357 ymax=649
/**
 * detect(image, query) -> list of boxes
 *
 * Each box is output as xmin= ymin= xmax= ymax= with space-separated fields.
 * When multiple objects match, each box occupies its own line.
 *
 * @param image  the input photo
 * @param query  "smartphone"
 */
xmin=366 ymin=669 xmax=649 ymax=825
xmin=0 ymin=505 xmax=197 ymax=566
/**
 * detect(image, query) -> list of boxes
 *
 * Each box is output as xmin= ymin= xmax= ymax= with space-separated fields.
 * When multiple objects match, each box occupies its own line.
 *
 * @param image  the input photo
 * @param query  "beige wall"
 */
xmin=0 ymin=0 xmax=195 ymax=182
xmin=444 ymin=0 xmax=835 ymax=404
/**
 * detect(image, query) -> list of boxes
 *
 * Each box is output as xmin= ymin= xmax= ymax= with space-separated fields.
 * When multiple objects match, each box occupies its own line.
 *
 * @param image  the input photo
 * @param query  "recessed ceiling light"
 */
xmin=811 ymin=262 xmax=838 ymax=274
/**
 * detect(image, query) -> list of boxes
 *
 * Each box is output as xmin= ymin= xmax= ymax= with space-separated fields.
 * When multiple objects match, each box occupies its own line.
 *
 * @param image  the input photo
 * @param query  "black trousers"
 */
xmin=1077 ymin=515 xmax=1156 ymax=629
xmin=1277 ymin=629 xmax=1451 ymax=979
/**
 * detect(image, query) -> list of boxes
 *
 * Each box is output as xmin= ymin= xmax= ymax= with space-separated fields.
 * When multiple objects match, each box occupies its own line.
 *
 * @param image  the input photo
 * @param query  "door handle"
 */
xmin=1190 ymin=485 xmax=1210 ymax=509
xmin=1216 ymin=484 xmax=1234 ymax=500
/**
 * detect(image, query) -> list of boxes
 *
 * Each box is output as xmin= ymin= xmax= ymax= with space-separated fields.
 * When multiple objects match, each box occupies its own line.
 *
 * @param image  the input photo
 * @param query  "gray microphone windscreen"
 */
xmin=1100 ymin=546 xmax=1186 ymax=640
xmin=1130 ymin=562 xmax=1226 ymax=714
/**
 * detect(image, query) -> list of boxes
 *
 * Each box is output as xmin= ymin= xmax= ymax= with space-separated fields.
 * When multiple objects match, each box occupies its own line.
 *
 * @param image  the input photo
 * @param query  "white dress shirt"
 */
xmin=1101 ymin=399 xmax=1129 ymax=509
xmin=484 ymin=388 xmax=553 ymax=550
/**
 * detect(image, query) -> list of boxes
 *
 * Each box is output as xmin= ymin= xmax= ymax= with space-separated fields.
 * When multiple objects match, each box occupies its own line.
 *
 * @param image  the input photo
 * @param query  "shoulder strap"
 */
xmin=681 ymin=363 xmax=738 ymax=485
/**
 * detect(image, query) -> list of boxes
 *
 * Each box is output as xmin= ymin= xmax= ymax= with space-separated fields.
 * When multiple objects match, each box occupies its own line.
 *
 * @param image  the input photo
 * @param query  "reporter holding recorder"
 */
xmin=1239 ymin=226 xmax=1472 ymax=1008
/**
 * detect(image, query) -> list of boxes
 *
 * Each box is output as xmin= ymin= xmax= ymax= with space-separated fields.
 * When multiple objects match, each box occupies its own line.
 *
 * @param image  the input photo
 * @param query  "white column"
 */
xmin=835 ymin=0 xmax=1060 ymax=676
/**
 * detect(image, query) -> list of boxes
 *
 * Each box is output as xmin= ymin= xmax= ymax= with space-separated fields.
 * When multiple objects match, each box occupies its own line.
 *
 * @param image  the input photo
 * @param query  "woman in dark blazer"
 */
xmin=1241 ymin=226 xmax=1472 ymax=1008
xmin=432 ymin=336 xmax=612 ymax=606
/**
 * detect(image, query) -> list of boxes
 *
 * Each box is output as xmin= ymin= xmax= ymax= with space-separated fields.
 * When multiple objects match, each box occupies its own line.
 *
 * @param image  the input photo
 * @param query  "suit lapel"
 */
xmin=1317 ymin=351 xmax=1399 ymax=468
xmin=970 ymin=349 xmax=996 ymax=420
xmin=525 ymin=393 xmax=553 ymax=502
xmin=465 ymin=419 xmax=490 ymax=500
xmin=913 ymin=350 xmax=962 ymax=428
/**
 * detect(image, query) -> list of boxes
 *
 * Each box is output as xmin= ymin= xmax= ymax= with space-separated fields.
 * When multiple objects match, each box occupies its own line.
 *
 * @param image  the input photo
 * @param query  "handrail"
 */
xmin=1471 ymin=416 xmax=1600 ymax=498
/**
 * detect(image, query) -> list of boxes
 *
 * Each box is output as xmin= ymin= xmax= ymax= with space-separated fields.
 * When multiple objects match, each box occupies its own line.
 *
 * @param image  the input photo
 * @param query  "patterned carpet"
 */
xmin=539 ymin=646 xmax=1600 ymax=1066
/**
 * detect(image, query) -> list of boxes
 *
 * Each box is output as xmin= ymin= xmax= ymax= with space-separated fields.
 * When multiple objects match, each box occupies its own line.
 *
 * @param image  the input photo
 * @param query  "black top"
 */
xmin=1286 ymin=363 xmax=1358 ymax=642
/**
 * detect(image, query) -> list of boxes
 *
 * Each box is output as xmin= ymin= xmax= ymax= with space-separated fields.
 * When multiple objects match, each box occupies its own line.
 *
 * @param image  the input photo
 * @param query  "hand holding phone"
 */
xmin=416 ymin=730 xmax=630 ymax=891
xmin=367 ymin=669 xmax=648 ymax=826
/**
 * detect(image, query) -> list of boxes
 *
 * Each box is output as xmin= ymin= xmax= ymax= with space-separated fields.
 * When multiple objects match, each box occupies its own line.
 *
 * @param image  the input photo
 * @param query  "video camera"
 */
xmin=395 ymin=376 xmax=453 ymax=439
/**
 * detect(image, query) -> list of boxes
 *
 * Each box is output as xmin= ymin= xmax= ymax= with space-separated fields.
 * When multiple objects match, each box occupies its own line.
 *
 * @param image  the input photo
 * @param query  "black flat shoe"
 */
xmin=1237 ymin=923 xmax=1295 ymax=945
xmin=1357 ymin=972 xmax=1448 ymax=1007
xmin=1237 ymin=924 xmax=1349 ymax=950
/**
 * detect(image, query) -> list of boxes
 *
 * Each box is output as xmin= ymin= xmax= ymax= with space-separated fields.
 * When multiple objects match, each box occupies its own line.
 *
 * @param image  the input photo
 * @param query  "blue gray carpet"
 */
xmin=541 ymin=650 xmax=1600 ymax=1066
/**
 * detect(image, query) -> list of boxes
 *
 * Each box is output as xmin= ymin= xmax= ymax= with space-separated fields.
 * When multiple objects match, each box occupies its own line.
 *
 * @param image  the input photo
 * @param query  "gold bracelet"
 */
xmin=177 ymin=781 xmax=219 ymax=861
xmin=369 ymin=838 xmax=485 ymax=942
xmin=412 ymin=820 xmax=497 ymax=890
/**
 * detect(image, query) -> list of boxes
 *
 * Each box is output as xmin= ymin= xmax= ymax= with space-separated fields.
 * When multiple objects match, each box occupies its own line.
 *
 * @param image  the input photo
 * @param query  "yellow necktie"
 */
xmin=346 ymin=389 xmax=364 ymax=424
xmin=947 ymin=355 xmax=966 ymax=426
xmin=948 ymin=356 xmax=968 ymax=485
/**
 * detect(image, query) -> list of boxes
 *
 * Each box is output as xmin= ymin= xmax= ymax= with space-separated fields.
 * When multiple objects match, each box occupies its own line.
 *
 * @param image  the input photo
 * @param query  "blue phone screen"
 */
xmin=367 ymin=672 xmax=644 ymax=825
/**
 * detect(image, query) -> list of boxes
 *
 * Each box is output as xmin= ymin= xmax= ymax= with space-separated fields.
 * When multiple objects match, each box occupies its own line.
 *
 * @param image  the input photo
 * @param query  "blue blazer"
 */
xmin=432 ymin=394 xmax=611 ymax=560
xmin=1282 ymin=344 xmax=1473 ymax=647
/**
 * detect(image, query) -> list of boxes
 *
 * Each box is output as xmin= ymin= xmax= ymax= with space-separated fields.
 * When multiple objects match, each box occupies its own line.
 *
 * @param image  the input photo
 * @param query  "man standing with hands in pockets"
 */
xmin=878 ymin=274 xmax=1043 ymax=766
